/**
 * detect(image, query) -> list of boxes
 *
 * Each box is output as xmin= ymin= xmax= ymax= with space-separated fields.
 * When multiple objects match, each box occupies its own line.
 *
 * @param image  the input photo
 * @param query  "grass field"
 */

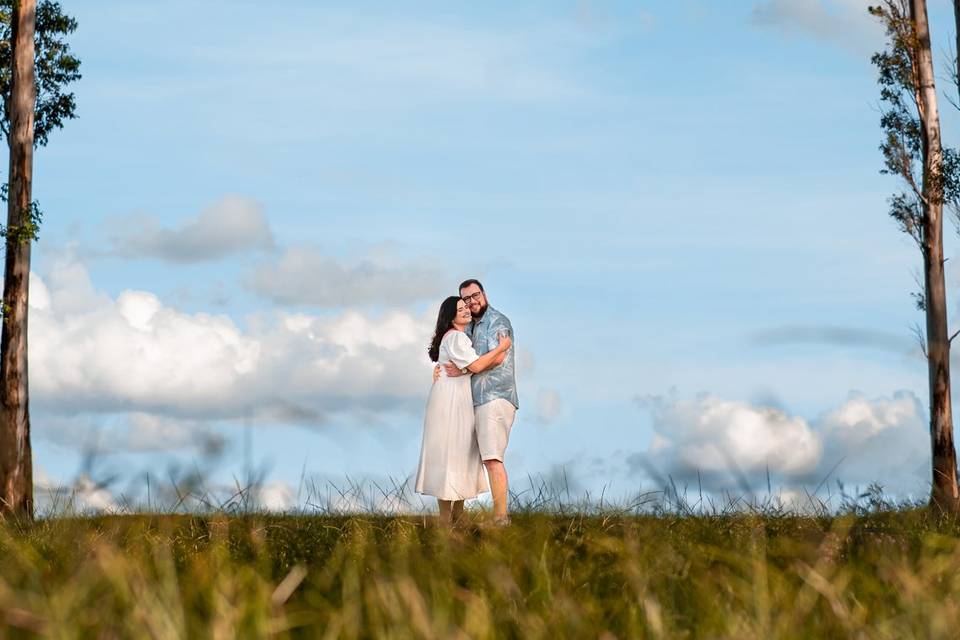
xmin=2 ymin=493 xmax=960 ymax=639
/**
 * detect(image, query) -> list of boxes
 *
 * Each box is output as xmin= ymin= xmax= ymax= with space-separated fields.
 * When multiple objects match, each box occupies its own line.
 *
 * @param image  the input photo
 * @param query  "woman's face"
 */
xmin=455 ymin=300 xmax=471 ymax=324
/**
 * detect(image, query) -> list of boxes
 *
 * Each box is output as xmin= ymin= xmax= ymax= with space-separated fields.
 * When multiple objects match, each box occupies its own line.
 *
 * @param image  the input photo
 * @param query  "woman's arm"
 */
xmin=466 ymin=334 xmax=511 ymax=373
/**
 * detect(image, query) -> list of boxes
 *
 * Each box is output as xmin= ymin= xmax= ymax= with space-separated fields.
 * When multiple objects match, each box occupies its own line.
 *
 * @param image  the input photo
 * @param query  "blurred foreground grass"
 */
xmin=1 ymin=506 xmax=960 ymax=638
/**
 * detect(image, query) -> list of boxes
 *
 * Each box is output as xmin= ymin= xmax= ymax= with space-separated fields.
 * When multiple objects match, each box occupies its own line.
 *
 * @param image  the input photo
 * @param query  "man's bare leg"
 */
xmin=483 ymin=459 xmax=509 ymax=521
xmin=451 ymin=500 xmax=464 ymax=525
xmin=438 ymin=499 xmax=454 ymax=525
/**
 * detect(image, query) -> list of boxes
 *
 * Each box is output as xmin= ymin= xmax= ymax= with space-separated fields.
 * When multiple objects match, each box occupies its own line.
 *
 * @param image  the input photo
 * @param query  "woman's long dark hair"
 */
xmin=428 ymin=296 xmax=461 ymax=362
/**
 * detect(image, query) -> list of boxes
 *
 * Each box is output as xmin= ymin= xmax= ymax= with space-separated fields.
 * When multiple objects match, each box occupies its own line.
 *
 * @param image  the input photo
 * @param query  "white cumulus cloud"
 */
xmin=638 ymin=394 xmax=822 ymax=481
xmin=34 ymin=467 xmax=125 ymax=515
xmin=257 ymin=481 xmax=297 ymax=511
xmin=816 ymin=390 xmax=928 ymax=492
xmin=28 ymin=259 xmax=434 ymax=424
xmin=632 ymin=390 xmax=931 ymax=498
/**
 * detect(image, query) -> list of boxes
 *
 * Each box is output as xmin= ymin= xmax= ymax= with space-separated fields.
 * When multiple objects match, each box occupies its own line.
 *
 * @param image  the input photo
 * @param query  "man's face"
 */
xmin=460 ymin=284 xmax=487 ymax=317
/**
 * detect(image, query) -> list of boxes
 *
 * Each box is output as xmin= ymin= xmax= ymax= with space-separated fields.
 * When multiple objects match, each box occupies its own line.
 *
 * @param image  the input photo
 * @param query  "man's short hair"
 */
xmin=459 ymin=278 xmax=484 ymax=293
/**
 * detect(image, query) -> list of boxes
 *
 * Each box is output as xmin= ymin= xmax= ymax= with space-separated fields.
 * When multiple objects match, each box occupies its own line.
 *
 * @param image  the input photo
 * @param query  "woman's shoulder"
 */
xmin=441 ymin=329 xmax=465 ymax=343
xmin=441 ymin=330 xmax=472 ymax=347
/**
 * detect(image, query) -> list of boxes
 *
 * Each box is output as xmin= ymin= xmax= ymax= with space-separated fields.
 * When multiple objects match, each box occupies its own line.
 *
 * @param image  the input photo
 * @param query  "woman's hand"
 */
xmin=497 ymin=333 xmax=512 ymax=352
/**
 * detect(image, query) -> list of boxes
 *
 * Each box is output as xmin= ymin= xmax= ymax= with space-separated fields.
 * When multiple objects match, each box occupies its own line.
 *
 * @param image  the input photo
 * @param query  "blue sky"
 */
xmin=24 ymin=0 xmax=960 ymax=511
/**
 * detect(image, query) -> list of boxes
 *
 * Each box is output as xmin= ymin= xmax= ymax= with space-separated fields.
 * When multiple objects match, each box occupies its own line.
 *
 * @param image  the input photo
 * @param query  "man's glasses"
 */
xmin=461 ymin=291 xmax=483 ymax=304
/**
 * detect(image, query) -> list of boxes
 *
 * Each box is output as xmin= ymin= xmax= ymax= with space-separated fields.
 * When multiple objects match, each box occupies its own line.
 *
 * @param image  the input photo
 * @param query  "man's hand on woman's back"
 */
xmin=444 ymin=363 xmax=463 ymax=377
xmin=433 ymin=363 xmax=465 ymax=383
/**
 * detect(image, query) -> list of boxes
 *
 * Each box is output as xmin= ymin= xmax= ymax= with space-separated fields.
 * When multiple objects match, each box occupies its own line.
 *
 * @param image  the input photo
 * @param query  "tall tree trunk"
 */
xmin=954 ymin=1 xmax=960 ymax=96
xmin=0 ymin=0 xmax=37 ymax=519
xmin=912 ymin=0 xmax=960 ymax=513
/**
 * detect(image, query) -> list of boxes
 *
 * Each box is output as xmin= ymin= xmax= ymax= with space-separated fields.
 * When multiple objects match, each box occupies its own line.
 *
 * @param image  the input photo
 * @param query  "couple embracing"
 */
xmin=415 ymin=279 xmax=518 ymax=526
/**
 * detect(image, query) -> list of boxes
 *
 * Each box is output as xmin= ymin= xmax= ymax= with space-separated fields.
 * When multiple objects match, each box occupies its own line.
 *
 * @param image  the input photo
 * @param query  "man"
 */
xmin=440 ymin=279 xmax=518 ymax=525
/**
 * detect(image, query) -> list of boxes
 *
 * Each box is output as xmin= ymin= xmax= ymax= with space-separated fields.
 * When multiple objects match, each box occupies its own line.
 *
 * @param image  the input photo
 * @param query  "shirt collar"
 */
xmin=472 ymin=305 xmax=496 ymax=329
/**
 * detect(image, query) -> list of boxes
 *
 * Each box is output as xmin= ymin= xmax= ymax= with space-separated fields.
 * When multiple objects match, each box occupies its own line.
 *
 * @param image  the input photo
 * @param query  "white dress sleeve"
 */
xmin=446 ymin=332 xmax=480 ymax=369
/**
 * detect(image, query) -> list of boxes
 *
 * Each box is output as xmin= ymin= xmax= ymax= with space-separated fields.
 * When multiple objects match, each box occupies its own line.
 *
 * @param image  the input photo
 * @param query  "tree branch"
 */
xmin=912 ymin=322 xmax=928 ymax=358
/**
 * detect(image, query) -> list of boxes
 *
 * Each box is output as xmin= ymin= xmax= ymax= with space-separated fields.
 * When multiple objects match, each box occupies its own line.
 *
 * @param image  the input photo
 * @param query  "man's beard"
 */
xmin=472 ymin=303 xmax=488 ymax=320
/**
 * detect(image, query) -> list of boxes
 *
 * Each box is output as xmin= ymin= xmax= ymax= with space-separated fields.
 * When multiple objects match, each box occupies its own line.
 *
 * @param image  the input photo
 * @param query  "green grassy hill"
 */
xmin=1 ymin=508 xmax=959 ymax=638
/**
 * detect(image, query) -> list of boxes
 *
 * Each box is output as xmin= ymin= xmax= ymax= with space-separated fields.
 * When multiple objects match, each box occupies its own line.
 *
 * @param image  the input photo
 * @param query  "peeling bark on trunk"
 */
xmin=912 ymin=0 xmax=960 ymax=513
xmin=0 ymin=0 xmax=36 ymax=519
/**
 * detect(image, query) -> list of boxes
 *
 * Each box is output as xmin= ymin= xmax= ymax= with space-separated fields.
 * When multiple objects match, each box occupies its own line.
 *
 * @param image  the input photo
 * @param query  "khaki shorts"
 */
xmin=475 ymin=398 xmax=517 ymax=462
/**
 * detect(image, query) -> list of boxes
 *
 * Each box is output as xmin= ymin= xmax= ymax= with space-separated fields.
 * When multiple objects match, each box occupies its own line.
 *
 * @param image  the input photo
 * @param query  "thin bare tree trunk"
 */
xmin=0 ymin=0 xmax=37 ymax=519
xmin=912 ymin=0 xmax=960 ymax=513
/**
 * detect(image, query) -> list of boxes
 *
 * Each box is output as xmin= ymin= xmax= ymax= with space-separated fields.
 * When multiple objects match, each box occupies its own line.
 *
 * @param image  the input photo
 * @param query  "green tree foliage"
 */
xmin=871 ymin=1 xmax=960 ymax=250
xmin=0 ymin=0 xmax=79 ymax=147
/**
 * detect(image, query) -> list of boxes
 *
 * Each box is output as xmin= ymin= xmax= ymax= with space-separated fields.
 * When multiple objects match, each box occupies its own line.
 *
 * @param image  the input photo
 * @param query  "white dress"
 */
xmin=415 ymin=330 xmax=489 ymax=500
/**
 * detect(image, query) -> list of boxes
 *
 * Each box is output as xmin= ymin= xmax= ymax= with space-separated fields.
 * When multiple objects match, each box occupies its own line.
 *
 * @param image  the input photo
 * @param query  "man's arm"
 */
xmin=489 ymin=320 xmax=513 ymax=352
xmin=445 ymin=328 xmax=509 ymax=377
xmin=441 ymin=319 xmax=512 ymax=378
xmin=466 ymin=335 xmax=511 ymax=373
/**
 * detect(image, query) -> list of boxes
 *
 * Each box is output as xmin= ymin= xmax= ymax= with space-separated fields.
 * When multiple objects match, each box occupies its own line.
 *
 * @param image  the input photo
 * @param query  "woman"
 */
xmin=415 ymin=295 xmax=512 ymax=524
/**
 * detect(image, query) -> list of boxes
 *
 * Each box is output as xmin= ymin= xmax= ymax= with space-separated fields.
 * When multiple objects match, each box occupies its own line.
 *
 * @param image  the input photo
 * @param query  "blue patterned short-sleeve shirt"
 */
xmin=466 ymin=306 xmax=519 ymax=409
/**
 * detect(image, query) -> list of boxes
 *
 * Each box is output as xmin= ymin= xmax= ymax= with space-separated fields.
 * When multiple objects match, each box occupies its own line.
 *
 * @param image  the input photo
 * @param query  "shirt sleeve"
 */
xmin=487 ymin=318 xmax=513 ymax=351
xmin=447 ymin=332 xmax=480 ymax=369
